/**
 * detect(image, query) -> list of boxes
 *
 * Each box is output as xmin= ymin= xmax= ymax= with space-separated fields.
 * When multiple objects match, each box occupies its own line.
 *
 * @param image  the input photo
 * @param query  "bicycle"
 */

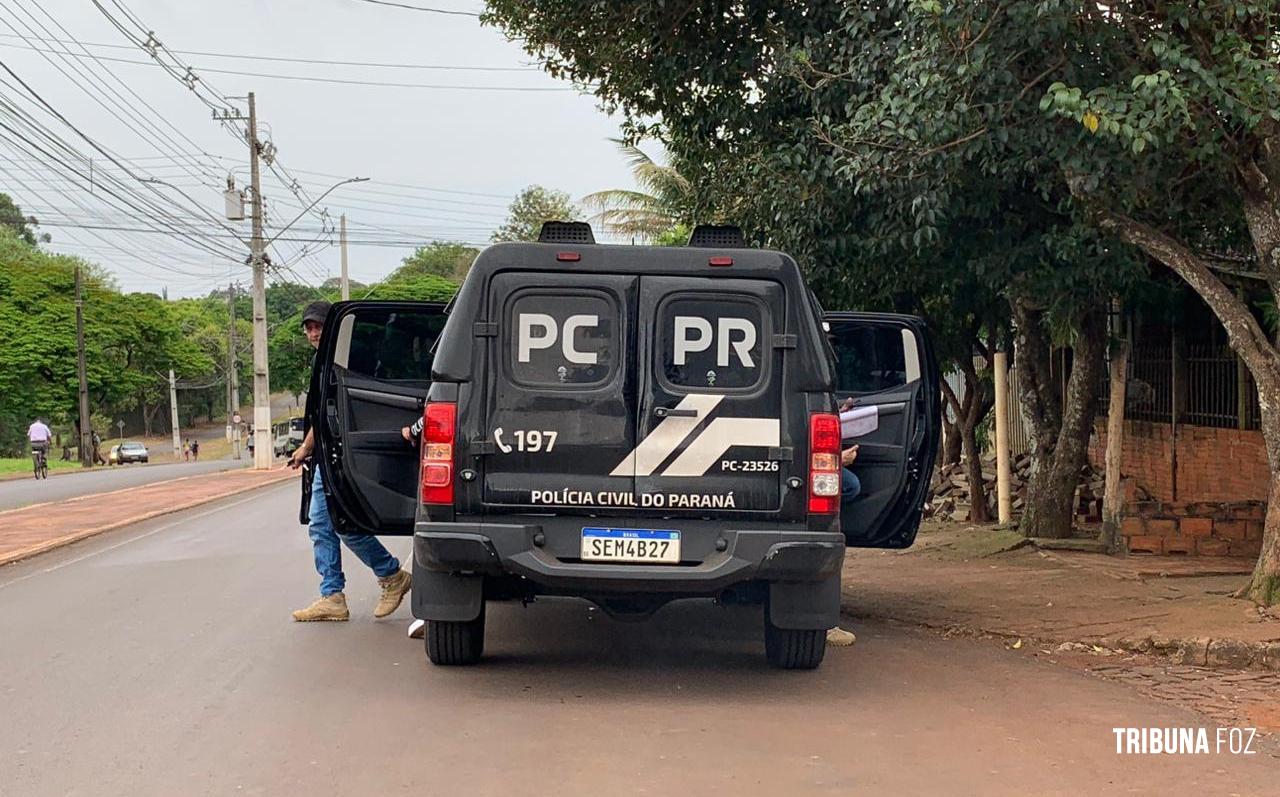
xmin=31 ymin=445 xmax=48 ymax=480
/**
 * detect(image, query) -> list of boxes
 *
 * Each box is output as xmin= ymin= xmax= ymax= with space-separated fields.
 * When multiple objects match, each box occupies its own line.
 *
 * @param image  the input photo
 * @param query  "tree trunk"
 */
xmin=1015 ymin=304 xmax=1106 ymax=539
xmin=960 ymin=413 xmax=990 ymax=522
xmin=1101 ymin=337 xmax=1129 ymax=552
xmin=942 ymin=416 xmax=962 ymax=466
xmin=1240 ymin=398 xmax=1280 ymax=605
xmin=939 ymin=378 xmax=963 ymax=466
xmin=1092 ymin=207 xmax=1280 ymax=604
xmin=957 ymin=360 xmax=994 ymax=523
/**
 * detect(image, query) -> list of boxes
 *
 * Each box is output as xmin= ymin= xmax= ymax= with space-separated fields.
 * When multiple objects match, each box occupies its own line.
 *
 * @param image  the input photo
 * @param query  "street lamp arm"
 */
xmin=263 ymin=177 xmax=368 ymax=248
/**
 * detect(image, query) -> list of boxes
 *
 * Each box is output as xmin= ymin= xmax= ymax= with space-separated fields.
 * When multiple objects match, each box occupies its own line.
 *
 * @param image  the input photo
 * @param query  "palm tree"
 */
xmin=582 ymin=139 xmax=695 ymax=242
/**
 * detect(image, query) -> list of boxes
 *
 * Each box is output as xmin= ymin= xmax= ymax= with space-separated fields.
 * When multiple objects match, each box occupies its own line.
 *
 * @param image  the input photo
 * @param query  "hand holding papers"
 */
xmin=840 ymin=405 xmax=879 ymax=440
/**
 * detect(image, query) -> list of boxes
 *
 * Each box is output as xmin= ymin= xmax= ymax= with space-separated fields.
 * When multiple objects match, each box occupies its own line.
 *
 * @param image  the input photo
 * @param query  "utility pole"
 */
xmin=247 ymin=92 xmax=272 ymax=470
xmin=993 ymin=350 xmax=1013 ymax=525
xmin=74 ymin=267 xmax=92 ymax=468
xmin=228 ymin=282 xmax=241 ymax=460
xmin=168 ymin=369 xmax=181 ymax=459
xmin=340 ymin=213 xmax=350 ymax=300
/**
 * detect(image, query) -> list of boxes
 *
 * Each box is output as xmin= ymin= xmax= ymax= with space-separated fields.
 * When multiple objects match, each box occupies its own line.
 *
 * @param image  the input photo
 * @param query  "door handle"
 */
xmin=655 ymin=406 xmax=699 ymax=419
xmin=325 ymin=400 xmax=340 ymax=437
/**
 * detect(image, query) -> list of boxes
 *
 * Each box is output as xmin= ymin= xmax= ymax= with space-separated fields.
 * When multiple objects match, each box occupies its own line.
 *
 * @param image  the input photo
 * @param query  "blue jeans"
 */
xmin=841 ymin=468 xmax=862 ymax=505
xmin=309 ymin=467 xmax=400 ymax=596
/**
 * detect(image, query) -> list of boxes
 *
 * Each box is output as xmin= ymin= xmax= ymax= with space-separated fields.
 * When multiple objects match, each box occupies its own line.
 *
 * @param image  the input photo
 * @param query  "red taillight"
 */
xmin=809 ymin=412 xmax=841 ymax=514
xmin=708 ymin=256 xmax=733 ymax=267
xmin=421 ymin=402 xmax=456 ymax=505
xmin=556 ymin=251 xmax=581 ymax=262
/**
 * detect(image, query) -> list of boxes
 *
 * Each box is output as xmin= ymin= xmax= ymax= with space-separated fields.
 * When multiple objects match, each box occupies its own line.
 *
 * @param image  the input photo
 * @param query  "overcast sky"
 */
xmin=0 ymin=0 xmax=639 ymax=295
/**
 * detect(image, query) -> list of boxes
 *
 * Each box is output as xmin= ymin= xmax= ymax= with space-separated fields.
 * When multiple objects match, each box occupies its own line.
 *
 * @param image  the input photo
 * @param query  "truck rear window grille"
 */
xmin=537 ymin=221 xmax=595 ymax=244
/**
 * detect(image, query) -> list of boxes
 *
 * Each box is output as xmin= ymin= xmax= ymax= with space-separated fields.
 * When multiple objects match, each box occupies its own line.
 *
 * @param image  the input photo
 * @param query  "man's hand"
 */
xmin=841 ymin=445 xmax=859 ymax=468
xmin=400 ymin=426 xmax=412 ymax=442
xmin=287 ymin=445 xmax=309 ymax=470
xmin=839 ymin=397 xmax=855 ymax=413
xmin=287 ymin=428 xmax=316 ymax=470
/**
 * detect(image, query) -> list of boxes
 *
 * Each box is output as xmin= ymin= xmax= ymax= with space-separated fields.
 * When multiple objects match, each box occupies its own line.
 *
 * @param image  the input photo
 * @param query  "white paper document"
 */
xmin=840 ymin=405 xmax=879 ymax=440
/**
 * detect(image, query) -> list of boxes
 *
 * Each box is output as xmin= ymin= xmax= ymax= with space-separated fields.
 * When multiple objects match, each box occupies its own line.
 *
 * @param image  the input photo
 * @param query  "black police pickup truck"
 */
xmin=312 ymin=224 xmax=939 ymax=669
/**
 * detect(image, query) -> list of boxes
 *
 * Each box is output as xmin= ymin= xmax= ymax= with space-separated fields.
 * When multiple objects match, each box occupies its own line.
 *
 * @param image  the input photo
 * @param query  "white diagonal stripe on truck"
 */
xmin=610 ymin=394 xmax=724 ymax=477
xmin=660 ymin=417 xmax=781 ymax=477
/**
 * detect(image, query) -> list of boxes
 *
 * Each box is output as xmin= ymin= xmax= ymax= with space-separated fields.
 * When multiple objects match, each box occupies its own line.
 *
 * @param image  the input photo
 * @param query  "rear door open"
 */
xmin=315 ymin=301 xmax=447 ymax=535
xmin=480 ymin=272 xmax=638 ymax=512
xmin=633 ymin=277 xmax=786 ymax=514
xmin=826 ymin=312 xmax=940 ymax=548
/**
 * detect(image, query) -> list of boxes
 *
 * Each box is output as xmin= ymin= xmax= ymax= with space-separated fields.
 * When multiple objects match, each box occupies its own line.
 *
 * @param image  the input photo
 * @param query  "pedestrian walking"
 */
xmin=182 ymin=440 xmax=190 ymax=462
xmin=190 ymin=438 xmax=200 ymax=461
xmin=91 ymin=430 xmax=107 ymax=466
xmin=288 ymin=300 xmax=411 ymax=622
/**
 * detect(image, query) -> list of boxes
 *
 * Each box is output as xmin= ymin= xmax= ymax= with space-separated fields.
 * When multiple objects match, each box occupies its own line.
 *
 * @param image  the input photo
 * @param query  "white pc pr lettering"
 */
xmin=673 ymin=316 xmax=757 ymax=367
xmin=517 ymin=313 xmax=600 ymax=364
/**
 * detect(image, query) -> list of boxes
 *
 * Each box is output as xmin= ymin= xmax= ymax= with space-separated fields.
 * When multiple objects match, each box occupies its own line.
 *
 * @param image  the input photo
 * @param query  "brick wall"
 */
xmin=1088 ymin=420 xmax=1269 ymax=504
xmin=1120 ymin=501 xmax=1265 ymax=558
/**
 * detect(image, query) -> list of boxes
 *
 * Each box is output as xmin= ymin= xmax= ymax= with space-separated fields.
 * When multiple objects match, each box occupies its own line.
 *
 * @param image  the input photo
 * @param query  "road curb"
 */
xmin=0 ymin=470 xmax=295 ymax=567
xmin=841 ymin=602 xmax=1280 ymax=673
xmin=0 ymin=459 xmax=250 ymax=484
xmin=0 ymin=466 xmax=254 ymax=518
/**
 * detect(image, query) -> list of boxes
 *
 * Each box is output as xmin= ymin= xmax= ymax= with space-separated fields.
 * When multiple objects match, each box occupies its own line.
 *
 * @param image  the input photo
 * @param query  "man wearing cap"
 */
xmin=287 ymin=300 xmax=413 ymax=622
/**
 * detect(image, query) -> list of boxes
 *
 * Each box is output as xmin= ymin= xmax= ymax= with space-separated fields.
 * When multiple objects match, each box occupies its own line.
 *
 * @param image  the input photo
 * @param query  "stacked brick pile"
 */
xmin=1120 ymin=500 xmax=1265 ymax=557
xmin=928 ymin=456 xmax=1104 ymax=524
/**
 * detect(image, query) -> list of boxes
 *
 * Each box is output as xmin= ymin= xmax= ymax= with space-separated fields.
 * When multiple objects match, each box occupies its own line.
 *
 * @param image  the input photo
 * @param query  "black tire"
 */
xmin=764 ymin=610 xmax=827 ymax=670
xmin=425 ymin=604 xmax=486 ymax=666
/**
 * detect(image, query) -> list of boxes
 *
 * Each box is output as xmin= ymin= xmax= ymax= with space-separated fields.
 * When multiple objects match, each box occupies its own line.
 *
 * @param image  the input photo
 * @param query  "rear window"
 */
xmin=829 ymin=320 xmax=919 ymax=393
xmin=343 ymin=309 xmax=443 ymax=381
xmin=505 ymin=289 xmax=618 ymax=388
xmin=658 ymin=295 xmax=766 ymax=392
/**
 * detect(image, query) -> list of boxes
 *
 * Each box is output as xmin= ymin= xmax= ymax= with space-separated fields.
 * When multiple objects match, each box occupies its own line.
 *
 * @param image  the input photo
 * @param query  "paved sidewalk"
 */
xmin=0 ymin=467 xmax=296 ymax=566
xmin=841 ymin=521 xmax=1280 ymax=671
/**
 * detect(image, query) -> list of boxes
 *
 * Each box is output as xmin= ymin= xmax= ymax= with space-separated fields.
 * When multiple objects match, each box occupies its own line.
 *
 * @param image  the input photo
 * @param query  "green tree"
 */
xmin=492 ymin=185 xmax=580 ymax=242
xmin=484 ymin=0 xmax=1280 ymax=601
xmin=0 ymin=192 xmax=49 ymax=246
xmin=363 ymin=273 xmax=458 ymax=302
xmin=582 ymin=140 xmax=700 ymax=241
xmin=484 ymin=0 xmax=1134 ymax=535
xmin=388 ymin=241 xmax=478 ymax=283
xmin=0 ymin=229 xmax=214 ymax=453
xmin=321 ymin=276 xmax=369 ymax=294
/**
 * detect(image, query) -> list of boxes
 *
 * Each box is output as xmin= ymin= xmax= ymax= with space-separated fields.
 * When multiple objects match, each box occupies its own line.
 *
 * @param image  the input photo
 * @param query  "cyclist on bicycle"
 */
xmin=28 ymin=418 xmax=52 ymax=473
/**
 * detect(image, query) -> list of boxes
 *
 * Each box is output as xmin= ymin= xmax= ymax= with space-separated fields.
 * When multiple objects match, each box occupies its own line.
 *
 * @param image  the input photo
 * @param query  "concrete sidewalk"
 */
xmin=842 ymin=521 xmax=1280 ymax=671
xmin=0 ymin=467 xmax=297 ymax=566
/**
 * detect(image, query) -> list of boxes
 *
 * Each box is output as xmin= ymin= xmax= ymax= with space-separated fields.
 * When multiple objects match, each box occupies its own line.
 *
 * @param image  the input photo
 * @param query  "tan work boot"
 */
xmin=374 ymin=569 xmax=412 ymax=618
xmin=292 ymin=592 xmax=349 ymax=622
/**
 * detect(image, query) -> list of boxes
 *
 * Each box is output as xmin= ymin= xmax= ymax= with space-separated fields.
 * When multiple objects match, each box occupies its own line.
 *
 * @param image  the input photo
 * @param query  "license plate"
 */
xmin=581 ymin=528 xmax=681 ymax=564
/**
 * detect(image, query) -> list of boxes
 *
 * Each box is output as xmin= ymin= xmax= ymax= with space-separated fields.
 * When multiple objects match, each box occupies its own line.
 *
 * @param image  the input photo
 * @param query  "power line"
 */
xmin=0 ymin=43 xmax=574 ymax=91
xmin=0 ymin=82 xmax=244 ymax=261
xmin=350 ymin=0 xmax=480 ymax=16
xmin=0 ymin=32 xmax=533 ymax=71
xmin=0 ymin=4 xmax=248 ymax=259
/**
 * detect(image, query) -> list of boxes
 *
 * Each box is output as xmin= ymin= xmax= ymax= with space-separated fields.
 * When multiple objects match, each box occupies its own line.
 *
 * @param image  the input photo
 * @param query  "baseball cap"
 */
xmin=301 ymin=301 xmax=331 ymax=328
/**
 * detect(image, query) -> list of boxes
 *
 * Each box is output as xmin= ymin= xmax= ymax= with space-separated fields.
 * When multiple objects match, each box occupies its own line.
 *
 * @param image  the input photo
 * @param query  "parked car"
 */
xmin=313 ymin=223 xmax=939 ymax=669
xmin=115 ymin=441 xmax=149 ymax=464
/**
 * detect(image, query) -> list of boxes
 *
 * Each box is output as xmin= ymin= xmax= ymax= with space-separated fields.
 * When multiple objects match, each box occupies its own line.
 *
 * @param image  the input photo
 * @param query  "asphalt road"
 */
xmin=0 ymin=459 xmax=247 ymax=512
xmin=0 ymin=485 xmax=1274 ymax=796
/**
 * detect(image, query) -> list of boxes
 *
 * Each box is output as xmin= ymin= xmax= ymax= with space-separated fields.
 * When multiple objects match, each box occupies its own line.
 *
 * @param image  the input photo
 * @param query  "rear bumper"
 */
xmin=413 ymin=520 xmax=844 ymax=594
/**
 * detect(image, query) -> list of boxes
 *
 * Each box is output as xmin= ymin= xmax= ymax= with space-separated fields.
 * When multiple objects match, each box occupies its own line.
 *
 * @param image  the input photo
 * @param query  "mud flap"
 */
xmin=767 ymin=574 xmax=841 ymax=630
xmin=412 ymin=569 xmax=484 ymax=622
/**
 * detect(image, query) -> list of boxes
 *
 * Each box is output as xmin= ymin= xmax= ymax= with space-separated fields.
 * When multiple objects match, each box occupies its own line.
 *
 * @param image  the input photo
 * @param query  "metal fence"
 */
xmin=1098 ymin=343 xmax=1260 ymax=431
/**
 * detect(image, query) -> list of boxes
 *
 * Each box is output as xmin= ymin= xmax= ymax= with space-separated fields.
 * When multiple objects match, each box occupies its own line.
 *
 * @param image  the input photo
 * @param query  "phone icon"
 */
xmin=494 ymin=427 xmax=512 ymax=454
